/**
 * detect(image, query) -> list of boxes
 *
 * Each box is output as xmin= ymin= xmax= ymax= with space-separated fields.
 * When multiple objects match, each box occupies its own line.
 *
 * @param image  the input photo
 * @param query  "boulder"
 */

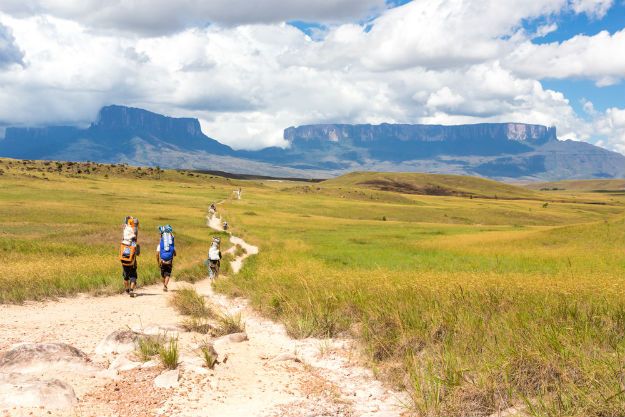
xmin=154 ymin=369 xmax=179 ymax=388
xmin=0 ymin=373 xmax=77 ymax=410
xmin=0 ymin=343 xmax=93 ymax=374
xmin=95 ymin=330 xmax=139 ymax=355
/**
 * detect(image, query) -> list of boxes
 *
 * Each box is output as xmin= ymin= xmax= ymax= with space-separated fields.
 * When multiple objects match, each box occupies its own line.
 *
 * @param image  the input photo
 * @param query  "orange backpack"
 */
xmin=119 ymin=243 xmax=137 ymax=266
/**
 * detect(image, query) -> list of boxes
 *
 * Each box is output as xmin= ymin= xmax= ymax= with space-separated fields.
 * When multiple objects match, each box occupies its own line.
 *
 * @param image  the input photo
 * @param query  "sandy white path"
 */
xmin=0 ymin=205 xmax=409 ymax=417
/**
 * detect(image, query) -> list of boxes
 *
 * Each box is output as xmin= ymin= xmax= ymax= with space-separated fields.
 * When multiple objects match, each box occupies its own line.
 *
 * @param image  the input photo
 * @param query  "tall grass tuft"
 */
xmin=135 ymin=334 xmax=165 ymax=362
xmin=214 ymin=312 xmax=245 ymax=336
xmin=199 ymin=341 xmax=219 ymax=369
xmin=159 ymin=337 xmax=179 ymax=370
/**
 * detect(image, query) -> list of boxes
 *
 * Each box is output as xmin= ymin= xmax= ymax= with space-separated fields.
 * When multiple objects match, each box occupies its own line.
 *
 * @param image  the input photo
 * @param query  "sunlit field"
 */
xmin=216 ymin=173 xmax=625 ymax=417
xmin=0 ymin=158 xmax=233 ymax=302
xmin=2 ymin=159 xmax=625 ymax=416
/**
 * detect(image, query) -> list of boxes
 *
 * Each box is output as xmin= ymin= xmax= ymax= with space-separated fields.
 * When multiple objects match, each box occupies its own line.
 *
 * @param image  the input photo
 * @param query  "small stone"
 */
xmin=271 ymin=353 xmax=301 ymax=363
xmin=154 ymin=369 xmax=180 ymax=388
xmin=228 ymin=332 xmax=248 ymax=343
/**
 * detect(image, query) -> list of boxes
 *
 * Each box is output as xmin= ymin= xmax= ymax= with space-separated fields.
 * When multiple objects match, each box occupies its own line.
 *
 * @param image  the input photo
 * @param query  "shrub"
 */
xmin=159 ymin=338 xmax=179 ymax=370
xmin=214 ymin=312 xmax=245 ymax=336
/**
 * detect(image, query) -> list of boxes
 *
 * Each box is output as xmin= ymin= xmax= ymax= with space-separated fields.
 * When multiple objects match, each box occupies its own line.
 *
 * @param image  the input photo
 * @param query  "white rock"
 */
xmin=0 ymin=373 xmax=77 ymax=410
xmin=0 ymin=343 xmax=95 ymax=374
xmin=95 ymin=330 xmax=138 ymax=356
xmin=154 ymin=369 xmax=179 ymax=388
xmin=271 ymin=353 xmax=301 ymax=363
xmin=228 ymin=332 xmax=248 ymax=343
xmin=108 ymin=355 xmax=142 ymax=372
xmin=140 ymin=360 xmax=160 ymax=369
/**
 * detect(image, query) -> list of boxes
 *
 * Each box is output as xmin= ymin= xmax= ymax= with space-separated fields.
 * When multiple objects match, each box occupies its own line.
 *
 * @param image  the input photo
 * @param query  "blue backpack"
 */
xmin=159 ymin=232 xmax=175 ymax=262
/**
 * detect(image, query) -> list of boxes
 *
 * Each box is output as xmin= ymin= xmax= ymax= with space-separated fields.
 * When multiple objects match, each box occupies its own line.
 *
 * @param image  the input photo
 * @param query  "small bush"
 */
xmin=136 ymin=334 xmax=165 ymax=362
xmin=182 ymin=316 xmax=213 ymax=334
xmin=199 ymin=342 xmax=219 ymax=369
xmin=159 ymin=338 xmax=179 ymax=370
xmin=214 ymin=312 xmax=245 ymax=336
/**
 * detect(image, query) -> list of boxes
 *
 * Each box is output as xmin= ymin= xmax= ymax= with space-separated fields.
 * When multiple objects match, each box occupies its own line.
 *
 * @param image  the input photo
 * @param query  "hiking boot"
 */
xmin=125 ymin=288 xmax=130 ymax=294
xmin=163 ymin=286 xmax=168 ymax=292
xmin=129 ymin=290 xmax=136 ymax=297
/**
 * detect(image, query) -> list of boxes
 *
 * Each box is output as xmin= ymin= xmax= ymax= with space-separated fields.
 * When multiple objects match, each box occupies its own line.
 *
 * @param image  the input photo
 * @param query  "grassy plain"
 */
xmin=216 ymin=173 xmax=625 ymax=417
xmin=0 ymin=158 xmax=233 ymax=302
xmin=2 ymin=160 xmax=625 ymax=416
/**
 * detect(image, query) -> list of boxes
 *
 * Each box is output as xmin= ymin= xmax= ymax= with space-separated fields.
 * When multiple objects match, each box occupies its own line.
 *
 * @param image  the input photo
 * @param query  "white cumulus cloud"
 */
xmin=0 ymin=0 xmax=623 ymax=153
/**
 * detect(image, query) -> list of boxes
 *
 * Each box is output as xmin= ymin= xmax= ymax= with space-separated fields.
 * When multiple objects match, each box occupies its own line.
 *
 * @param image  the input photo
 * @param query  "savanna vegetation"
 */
xmin=0 ymin=158 xmax=232 ymax=302
xmin=2 ymin=159 xmax=625 ymax=416
xmin=215 ymin=172 xmax=625 ymax=417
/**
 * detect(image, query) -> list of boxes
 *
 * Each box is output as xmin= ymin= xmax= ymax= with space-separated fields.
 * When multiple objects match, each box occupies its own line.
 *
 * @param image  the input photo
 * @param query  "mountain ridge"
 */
xmin=1 ymin=104 xmax=624 ymax=181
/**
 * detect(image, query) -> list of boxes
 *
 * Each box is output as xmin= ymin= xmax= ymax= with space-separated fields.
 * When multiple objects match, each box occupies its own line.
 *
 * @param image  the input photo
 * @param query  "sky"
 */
xmin=0 ymin=0 xmax=624 ymax=154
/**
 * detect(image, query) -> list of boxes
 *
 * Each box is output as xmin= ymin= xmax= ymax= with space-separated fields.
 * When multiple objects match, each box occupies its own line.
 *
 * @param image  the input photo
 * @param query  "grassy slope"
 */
xmin=0 ymin=159 xmax=234 ymax=302
xmin=322 ymin=171 xmax=543 ymax=199
xmin=216 ymin=176 xmax=625 ymax=417
xmin=525 ymin=178 xmax=625 ymax=192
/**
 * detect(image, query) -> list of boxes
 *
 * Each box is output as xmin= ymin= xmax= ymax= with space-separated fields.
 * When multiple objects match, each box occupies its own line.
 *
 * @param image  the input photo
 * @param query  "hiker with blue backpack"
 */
xmin=156 ymin=225 xmax=176 ymax=292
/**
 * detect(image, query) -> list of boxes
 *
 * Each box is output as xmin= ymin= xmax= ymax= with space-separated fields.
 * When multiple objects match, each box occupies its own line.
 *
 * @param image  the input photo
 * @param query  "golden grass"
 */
xmin=215 ymin=176 xmax=625 ymax=417
xmin=4 ymin=158 xmax=625 ymax=415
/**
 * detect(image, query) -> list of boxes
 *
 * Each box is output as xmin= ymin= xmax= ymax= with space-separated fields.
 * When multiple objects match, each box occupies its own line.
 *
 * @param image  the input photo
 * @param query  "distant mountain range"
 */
xmin=1 ymin=104 xmax=624 ymax=180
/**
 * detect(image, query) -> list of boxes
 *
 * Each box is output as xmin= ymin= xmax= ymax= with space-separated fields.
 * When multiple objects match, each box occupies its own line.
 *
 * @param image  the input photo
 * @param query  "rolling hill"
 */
xmin=322 ymin=171 xmax=543 ymax=200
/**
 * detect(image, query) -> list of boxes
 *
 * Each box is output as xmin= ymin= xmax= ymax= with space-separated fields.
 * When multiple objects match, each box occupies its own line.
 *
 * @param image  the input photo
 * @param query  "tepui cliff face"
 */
xmin=0 ymin=105 xmax=623 ymax=180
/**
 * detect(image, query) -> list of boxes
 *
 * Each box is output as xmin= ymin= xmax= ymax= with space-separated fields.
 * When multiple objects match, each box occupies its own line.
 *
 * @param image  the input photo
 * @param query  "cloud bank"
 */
xmin=0 ymin=0 xmax=623 ymax=152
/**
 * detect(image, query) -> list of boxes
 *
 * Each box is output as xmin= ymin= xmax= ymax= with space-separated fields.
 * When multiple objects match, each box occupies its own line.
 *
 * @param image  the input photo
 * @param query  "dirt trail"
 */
xmin=0 ymin=205 xmax=409 ymax=417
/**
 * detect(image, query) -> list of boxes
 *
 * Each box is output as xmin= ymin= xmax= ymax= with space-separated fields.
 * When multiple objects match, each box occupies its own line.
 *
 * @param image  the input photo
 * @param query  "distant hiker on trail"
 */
xmin=156 ymin=225 xmax=176 ymax=292
xmin=209 ymin=203 xmax=217 ymax=215
xmin=207 ymin=237 xmax=222 ymax=279
xmin=119 ymin=216 xmax=140 ymax=297
xmin=222 ymin=221 xmax=229 ymax=231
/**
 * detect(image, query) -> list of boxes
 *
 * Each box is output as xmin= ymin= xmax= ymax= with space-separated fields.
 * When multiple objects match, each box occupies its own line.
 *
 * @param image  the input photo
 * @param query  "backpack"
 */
xmin=208 ymin=245 xmax=221 ymax=261
xmin=120 ymin=242 xmax=138 ymax=266
xmin=120 ymin=216 xmax=140 ymax=265
xmin=159 ymin=232 xmax=175 ymax=262
xmin=122 ymin=216 xmax=139 ymax=245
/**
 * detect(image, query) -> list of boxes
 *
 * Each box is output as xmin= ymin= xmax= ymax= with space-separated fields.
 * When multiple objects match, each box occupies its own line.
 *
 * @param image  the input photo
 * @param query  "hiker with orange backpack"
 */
xmin=156 ymin=225 xmax=176 ymax=292
xmin=119 ymin=216 xmax=140 ymax=297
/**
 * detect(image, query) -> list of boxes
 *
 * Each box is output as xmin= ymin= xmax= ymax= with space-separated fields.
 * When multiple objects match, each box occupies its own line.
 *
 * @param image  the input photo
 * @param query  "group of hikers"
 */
xmin=118 ymin=206 xmax=223 ymax=297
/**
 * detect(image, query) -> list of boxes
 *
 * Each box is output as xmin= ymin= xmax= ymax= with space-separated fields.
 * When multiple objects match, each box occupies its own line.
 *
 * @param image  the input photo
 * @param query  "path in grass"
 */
xmin=0 ymin=207 xmax=408 ymax=417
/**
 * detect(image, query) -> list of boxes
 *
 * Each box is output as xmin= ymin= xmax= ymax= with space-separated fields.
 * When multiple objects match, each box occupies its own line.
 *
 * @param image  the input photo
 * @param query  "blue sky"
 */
xmin=527 ymin=1 xmax=625 ymax=115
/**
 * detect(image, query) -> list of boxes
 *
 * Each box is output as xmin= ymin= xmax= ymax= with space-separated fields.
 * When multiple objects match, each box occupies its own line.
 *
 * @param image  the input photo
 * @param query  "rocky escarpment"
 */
xmin=92 ymin=105 xmax=204 ymax=140
xmin=1 ymin=105 xmax=623 ymax=180
xmin=284 ymin=122 xmax=557 ymax=146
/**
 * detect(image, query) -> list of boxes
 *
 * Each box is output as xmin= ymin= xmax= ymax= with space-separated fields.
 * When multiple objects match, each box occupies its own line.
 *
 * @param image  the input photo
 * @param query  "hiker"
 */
xmin=207 ymin=237 xmax=222 ymax=279
xmin=222 ymin=221 xmax=228 ymax=231
xmin=209 ymin=203 xmax=216 ymax=215
xmin=156 ymin=225 xmax=176 ymax=292
xmin=119 ymin=216 xmax=140 ymax=297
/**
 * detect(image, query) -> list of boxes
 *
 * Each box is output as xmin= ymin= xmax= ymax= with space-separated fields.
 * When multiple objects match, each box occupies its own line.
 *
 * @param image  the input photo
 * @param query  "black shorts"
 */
xmin=160 ymin=262 xmax=173 ymax=277
xmin=122 ymin=264 xmax=138 ymax=283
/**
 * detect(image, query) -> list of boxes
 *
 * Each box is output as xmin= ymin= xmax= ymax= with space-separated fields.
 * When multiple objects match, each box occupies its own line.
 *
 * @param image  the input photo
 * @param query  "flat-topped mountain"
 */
xmin=1 ymin=105 xmax=624 ymax=180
